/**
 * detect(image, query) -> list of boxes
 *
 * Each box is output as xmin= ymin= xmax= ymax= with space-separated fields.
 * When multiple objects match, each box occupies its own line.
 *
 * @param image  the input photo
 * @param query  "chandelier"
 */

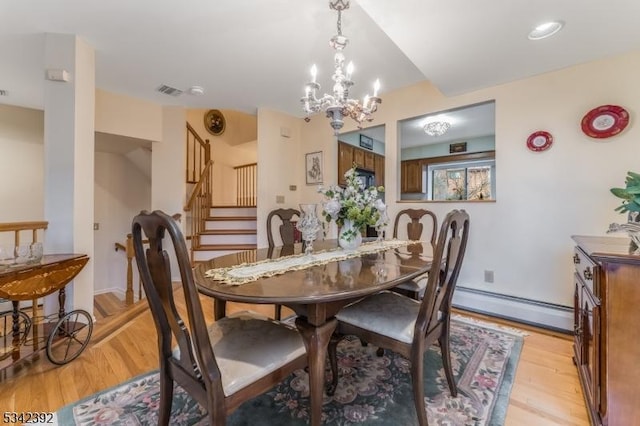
xmin=423 ymin=121 xmax=451 ymax=137
xmin=301 ymin=0 xmax=382 ymax=134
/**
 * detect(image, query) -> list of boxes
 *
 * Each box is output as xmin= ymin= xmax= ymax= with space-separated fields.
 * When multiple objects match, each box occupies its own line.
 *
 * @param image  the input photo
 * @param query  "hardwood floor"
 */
xmin=0 ymin=294 xmax=589 ymax=425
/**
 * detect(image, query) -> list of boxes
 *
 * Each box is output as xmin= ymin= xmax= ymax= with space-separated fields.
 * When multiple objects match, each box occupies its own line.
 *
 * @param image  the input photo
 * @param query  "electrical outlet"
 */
xmin=484 ymin=270 xmax=494 ymax=283
xmin=276 ymin=195 xmax=285 ymax=204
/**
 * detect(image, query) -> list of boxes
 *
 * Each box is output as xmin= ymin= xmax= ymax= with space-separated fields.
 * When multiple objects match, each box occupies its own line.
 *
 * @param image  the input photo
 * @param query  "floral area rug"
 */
xmin=57 ymin=317 xmax=523 ymax=426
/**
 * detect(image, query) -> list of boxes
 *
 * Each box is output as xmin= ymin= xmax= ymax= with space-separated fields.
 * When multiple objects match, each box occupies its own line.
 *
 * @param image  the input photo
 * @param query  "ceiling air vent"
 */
xmin=0 ymin=90 xmax=8 ymax=96
xmin=156 ymin=84 xmax=183 ymax=97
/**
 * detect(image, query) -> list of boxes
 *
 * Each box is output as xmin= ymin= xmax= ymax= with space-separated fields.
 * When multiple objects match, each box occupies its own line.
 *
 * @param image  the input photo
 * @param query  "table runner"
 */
xmin=204 ymin=240 xmax=414 ymax=285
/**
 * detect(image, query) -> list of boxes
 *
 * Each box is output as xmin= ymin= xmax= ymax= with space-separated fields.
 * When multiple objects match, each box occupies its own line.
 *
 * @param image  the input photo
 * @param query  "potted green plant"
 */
xmin=609 ymin=171 xmax=640 ymax=253
xmin=610 ymin=171 xmax=640 ymax=214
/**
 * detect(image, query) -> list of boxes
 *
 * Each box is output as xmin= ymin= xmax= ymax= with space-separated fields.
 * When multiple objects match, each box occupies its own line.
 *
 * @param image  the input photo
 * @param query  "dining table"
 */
xmin=193 ymin=239 xmax=434 ymax=426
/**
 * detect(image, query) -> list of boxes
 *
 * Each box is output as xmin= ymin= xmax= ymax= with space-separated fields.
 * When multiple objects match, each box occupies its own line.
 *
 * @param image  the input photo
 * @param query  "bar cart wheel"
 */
xmin=45 ymin=309 xmax=93 ymax=365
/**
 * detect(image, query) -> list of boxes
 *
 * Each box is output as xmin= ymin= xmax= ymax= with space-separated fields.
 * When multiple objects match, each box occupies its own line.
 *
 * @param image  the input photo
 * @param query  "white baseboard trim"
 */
xmin=452 ymin=286 xmax=573 ymax=333
xmin=94 ymin=287 xmax=126 ymax=301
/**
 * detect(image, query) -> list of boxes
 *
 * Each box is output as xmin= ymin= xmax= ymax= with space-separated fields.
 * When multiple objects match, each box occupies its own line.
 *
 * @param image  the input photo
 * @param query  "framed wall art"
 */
xmin=449 ymin=142 xmax=467 ymax=153
xmin=359 ymin=134 xmax=374 ymax=150
xmin=305 ymin=151 xmax=323 ymax=185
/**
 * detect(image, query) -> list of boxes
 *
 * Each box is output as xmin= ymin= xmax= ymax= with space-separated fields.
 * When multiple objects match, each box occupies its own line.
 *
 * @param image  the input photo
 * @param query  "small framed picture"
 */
xmin=359 ymin=134 xmax=374 ymax=150
xmin=305 ymin=151 xmax=323 ymax=185
xmin=449 ymin=142 xmax=467 ymax=153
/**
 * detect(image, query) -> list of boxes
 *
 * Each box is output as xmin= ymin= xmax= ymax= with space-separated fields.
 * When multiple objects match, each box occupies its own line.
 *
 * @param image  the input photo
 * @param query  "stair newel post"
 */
xmin=125 ymin=233 xmax=134 ymax=305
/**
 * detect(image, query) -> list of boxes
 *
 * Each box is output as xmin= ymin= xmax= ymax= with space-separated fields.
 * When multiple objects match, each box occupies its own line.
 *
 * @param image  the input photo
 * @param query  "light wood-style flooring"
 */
xmin=0 ymin=293 xmax=589 ymax=425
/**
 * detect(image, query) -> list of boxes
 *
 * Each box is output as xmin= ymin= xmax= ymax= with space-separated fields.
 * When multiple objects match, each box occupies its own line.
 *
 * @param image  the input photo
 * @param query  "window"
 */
xmin=427 ymin=159 xmax=495 ymax=201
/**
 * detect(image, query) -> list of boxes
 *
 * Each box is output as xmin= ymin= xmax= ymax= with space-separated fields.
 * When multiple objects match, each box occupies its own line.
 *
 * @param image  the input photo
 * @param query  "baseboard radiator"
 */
xmin=452 ymin=286 xmax=573 ymax=333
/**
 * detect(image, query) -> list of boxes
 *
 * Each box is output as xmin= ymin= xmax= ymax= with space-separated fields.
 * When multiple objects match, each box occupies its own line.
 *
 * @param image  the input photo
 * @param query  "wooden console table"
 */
xmin=571 ymin=235 xmax=640 ymax=426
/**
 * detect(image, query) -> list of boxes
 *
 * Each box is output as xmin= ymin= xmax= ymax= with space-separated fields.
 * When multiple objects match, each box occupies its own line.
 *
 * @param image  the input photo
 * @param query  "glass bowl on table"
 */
xmin=0 ymin=246 xmax=14 ymax=269
xmin=29 ymin=242 xmax=44 ymax=264
xmin=14 ymin=244 xmax=30 ymax=265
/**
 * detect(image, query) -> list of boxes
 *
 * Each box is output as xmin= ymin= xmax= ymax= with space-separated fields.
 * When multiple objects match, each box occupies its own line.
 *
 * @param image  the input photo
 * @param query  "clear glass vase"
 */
xmin=297 ymin=204 xmax=321 ymax=255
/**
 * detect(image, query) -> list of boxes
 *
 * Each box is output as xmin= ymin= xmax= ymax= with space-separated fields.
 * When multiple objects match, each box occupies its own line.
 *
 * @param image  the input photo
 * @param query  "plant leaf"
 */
xmin=624 ymin=185 xmax=640 ymax=194
xmin=611 ymin=187 xmax=631 ymax=199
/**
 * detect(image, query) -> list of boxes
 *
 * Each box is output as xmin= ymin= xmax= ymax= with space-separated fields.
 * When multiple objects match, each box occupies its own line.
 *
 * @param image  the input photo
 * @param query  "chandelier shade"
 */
xmin=301 ymin=0 xmax=382 ymax=134
xmin=423 ymin=121 xmax=451 ymax=137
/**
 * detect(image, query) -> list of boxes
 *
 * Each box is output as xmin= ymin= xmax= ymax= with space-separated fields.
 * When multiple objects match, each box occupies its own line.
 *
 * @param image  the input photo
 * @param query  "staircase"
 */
xmin=192 ymin=206 xmax=257 ymax=262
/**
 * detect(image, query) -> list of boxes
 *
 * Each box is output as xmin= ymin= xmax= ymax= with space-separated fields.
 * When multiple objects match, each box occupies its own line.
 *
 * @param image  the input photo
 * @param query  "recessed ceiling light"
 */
xmin=528 ymin=20 xmax=564 ymax=40
xmin=188 ymin=86 xmax=204 ymax=96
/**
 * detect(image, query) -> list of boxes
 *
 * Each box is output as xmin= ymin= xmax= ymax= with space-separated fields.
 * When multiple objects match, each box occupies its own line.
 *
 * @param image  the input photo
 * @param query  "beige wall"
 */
xmin=95 ymin=89 xmax=162 ymax=142
xmin=256 ymin=109 xmax=303 ymax=247
xmin=295 ymin=50 xmax=640 ymax=308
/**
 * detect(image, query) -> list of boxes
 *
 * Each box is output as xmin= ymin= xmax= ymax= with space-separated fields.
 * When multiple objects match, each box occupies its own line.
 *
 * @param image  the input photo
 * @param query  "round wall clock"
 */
xmin=204 ymin=109 xmax=226 ymax=136
xmin=581 ymin=105 xmax=629 ymax=139
xmin=526 ymin=131 xmax=553 ymax=152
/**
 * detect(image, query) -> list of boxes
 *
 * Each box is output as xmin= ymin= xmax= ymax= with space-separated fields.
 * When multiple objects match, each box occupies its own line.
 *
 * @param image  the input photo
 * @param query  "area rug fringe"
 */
xmin=452 ymin=313 xmax=529 ymax=337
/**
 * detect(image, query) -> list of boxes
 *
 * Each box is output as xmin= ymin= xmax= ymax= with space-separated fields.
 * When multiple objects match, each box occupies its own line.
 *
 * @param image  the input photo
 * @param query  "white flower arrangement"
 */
xmin=318 ymin=165 xmax=388 ymax=241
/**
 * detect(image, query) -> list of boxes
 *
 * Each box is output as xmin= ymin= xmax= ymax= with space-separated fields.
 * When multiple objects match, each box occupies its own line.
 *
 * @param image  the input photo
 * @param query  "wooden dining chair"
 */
xmin=132 ymin=210 xmax=307 ymax=426
xmin=392 ymin=208 xmax=438 ymax=300
xmin=327 ymin=209 xmax=470 ymax=426
xmin=266 ymin=208 xmax=300 ymax=320
xmin=266 ymin=208 xmax=300 ymax=247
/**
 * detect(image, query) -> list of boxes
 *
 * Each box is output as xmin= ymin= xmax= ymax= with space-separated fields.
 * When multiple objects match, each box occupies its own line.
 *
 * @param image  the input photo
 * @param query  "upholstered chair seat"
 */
xmin=172 ymin=310 xmax=306 ymax=396
xmin=337 ymin=291 xmax=421 ymax=344
xmin=393 ymin=274 xmax=429 ymax=299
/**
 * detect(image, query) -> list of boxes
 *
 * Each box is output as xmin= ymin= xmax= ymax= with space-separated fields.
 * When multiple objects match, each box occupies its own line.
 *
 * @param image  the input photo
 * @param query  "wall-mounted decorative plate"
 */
xmin=204 ymin=109 xmax=226 ymax=136
xmin=581 ymin=105 xmax=629 ymax=139
xmin=526 ymin=131 xmax=553 ymax=152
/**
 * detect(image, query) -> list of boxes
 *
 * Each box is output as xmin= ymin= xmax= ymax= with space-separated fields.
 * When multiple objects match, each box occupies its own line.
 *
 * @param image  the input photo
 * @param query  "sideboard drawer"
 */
xmin=573 ymin=247 xmax=599 ymax=298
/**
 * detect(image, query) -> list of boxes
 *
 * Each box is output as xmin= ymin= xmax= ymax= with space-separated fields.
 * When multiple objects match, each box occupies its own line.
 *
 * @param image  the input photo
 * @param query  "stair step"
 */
xmin=211 ymin=205 xmax=256 ymax=208
xmin=200 ymin=229 xmax=256 ymax=235
xmin=206 ymin=219 xmax=257 ymax=231
xmin=194 ymin=244 xmax=256 ymax=251
xmin=208 ymin=216 xmax=257 ymax=221
xmin=209 ymin=207 xmax=257 ymax=218
xmin=200 ymin=232 xmax=257 ymax=245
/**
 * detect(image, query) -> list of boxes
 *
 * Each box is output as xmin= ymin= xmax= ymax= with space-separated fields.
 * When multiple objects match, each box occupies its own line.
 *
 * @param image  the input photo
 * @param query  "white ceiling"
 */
xmin=1 ymin=0 xmax=640 ymax=118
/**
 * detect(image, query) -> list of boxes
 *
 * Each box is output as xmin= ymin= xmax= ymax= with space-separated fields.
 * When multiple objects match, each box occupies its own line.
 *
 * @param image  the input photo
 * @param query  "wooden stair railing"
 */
xmin=235 ymin=162 xmax=257 ymax=206
xmin=114 ymin=238 xmax=136 ymax=305
xmin=186 ymin=122 xmax=211 ymax=184
xmin=115 ymin=213 xmax=181 ymax=305
xmin=184 ymin=160 xmax=214 ymax=264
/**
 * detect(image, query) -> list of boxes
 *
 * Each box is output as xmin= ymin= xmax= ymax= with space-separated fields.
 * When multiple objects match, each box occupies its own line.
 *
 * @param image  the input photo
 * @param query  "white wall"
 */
xmin=94 ymin=151 xmax=150 ymax=297
xmin=296 ymin=50 xmax=640 ymax=309
xmin=0 ymin=104 xmax=44 ymax=227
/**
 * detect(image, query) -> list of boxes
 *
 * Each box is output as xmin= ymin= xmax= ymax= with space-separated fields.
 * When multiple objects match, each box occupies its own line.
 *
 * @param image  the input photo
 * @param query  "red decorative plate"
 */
xmin=581 ymin=105 xmax=629 ymax=138
xmin=526 ymin=131 xmax=553 ymax=152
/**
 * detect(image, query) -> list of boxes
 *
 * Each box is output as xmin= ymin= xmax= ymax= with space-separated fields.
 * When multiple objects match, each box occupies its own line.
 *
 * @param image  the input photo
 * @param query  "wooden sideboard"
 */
xmin=572 ymin=235 xmax=640 ymax=426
